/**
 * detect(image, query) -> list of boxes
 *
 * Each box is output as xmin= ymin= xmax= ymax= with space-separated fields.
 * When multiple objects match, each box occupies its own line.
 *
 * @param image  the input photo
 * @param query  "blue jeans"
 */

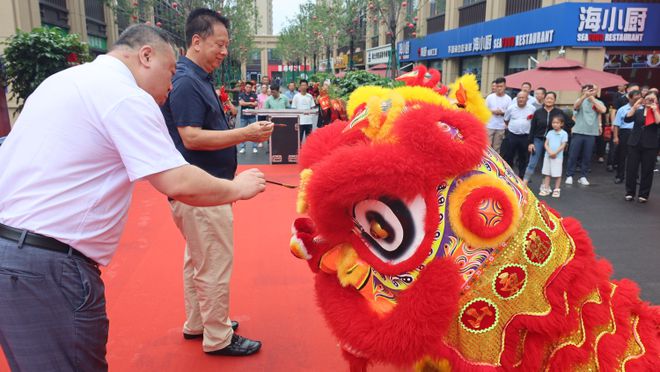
xmin=239 ymin=114 xmax=257 ymax=150
xmin=566 ymin=133 xmax=596 ymax=178
xmin=523 ymin=137 xmax=546 ymax=182
xmin=0 ymin=237 xmax=108 ymax=371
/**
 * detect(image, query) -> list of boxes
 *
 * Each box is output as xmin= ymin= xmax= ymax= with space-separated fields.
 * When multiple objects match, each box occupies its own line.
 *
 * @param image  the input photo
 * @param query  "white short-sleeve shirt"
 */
xmin=486 ymin=93 xmax=512 ymax=130
xmin=291 ymin=93 xmax=316 ymax=125
xmin=504 ymin=104 xmax=536 ymax=135
xmin=0 ymin=55 xmax=187 ymax=265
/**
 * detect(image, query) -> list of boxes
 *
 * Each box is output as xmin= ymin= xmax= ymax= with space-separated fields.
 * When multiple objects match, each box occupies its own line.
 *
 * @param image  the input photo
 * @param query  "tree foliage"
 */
xmin=105 ymin=0 xmax=258 ymax=83
xmin=2 ymin=27 xmax=90 ymax=112
xmin=366 ymin=0 xmax=425 ymax=77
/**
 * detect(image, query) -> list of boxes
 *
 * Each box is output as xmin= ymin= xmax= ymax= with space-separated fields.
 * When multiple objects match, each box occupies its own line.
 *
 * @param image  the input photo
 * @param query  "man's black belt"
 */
xmin=0 ymin=222 xmax=95 ymax=264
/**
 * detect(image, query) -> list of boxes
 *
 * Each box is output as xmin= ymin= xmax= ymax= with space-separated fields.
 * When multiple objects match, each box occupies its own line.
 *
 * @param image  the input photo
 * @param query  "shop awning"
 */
xmin=505 ymin=56 xmax=627 ymax=91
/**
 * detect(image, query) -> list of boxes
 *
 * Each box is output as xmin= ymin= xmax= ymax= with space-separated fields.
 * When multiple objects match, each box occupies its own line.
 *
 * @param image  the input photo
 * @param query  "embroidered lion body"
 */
xmin=290 ymin=69 xmax=659 ymax=371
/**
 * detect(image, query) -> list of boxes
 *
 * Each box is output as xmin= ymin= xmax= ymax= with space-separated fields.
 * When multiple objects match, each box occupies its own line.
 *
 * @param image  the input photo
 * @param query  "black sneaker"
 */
xmin=183 ymin=321 xmax=239 ymax=340
xmin=205 ymin=334 xmax=261 ymax=356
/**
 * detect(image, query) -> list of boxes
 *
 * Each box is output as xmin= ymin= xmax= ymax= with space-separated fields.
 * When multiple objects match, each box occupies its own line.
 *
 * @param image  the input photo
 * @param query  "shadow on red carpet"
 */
xmin=0 ymin=165 xmax=402 ymax=372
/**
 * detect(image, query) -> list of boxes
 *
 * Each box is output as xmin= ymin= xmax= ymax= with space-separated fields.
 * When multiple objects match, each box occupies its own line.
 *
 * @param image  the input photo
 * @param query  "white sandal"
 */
xmin=552 ymin=189 xmax=561 ymax=198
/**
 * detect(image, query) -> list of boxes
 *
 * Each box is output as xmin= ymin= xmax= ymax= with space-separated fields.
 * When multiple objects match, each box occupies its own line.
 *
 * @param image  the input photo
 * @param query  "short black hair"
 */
xmin=546 ymin=91 xmax=557 ymax=99
xmin=113 ymin=24 xmax=174 ymax=50
xmin=494 ymin=77 xmax=506 ymax=84
xmin=270 ymin=83 xmax=280 ymax=91
xmin=245 ymin=81 xmax=253 ymax=87
xmin=185 ymin=8 xmax=230 ymax=48
xmin=521 ymin=81 xmax=532 ymax=88
xmin=551 ymin=115 xmax=565 ymax=124
xmin=628 ymin=90 xmax=641 ymax=99
xmin=299 ymin=79 xmax=309 ymax=85
xmin=535 ymin=87 xmax=547 ymax=95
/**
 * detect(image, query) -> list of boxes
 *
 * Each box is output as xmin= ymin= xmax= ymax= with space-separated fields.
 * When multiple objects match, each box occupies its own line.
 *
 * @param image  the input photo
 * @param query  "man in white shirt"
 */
xmin=291 ymin=79 xmax=316 ymax=143
xmin=503 ymin=91 xmax=536 ymax=178
xmin=0 ymin=25 xmax=266 ymax=371
xmin=531 ymin=87 xmax=546 ymax=110
xmin=485 ymin=77 xmax=512 ymax=152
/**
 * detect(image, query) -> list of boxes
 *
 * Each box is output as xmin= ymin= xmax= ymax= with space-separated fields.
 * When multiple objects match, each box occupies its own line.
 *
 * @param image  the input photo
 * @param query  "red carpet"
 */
xmin=0 ymin=165 xmax=401 ymax=372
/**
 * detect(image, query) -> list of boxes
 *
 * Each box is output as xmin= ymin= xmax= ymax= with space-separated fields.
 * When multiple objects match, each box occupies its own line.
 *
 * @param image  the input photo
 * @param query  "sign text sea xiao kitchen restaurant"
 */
xmin=398 ymin=2 xmax=660 ymax=62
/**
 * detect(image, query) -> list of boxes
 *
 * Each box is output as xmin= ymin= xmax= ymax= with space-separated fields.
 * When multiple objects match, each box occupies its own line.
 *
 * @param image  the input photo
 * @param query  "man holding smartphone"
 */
xmin=565 ymin=84 xmax=606 ymax=186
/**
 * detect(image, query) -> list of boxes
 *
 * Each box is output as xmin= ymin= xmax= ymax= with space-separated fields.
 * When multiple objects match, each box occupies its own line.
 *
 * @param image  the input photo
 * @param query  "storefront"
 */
xmin=366 ymin=45 xmax=393 ymax=70
xmin=398 ymin=3 xmax=660 ymax=90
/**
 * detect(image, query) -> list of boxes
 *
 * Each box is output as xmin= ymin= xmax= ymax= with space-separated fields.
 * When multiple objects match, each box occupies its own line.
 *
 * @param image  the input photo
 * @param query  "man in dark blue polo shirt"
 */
xmin=161 ymin=8 xmax=272 ymax=357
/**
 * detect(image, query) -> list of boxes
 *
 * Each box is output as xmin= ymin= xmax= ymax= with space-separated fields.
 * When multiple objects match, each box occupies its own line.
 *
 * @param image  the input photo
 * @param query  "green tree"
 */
xmin=2 ymin=27 xmax=91 ymax=112
xmin=105 ymin=0 xmax=258 ymax=84
xmin=367 ymin=0 xmax=426 ymax=78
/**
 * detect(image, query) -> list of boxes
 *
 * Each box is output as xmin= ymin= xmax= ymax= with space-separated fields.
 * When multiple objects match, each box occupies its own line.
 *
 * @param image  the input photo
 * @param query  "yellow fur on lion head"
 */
xmin=448 ymin=74 xmax=491 ymax=125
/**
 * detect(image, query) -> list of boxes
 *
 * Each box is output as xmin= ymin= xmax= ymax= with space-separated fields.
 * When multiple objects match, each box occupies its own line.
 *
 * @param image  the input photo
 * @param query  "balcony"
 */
xmin=505 ymin=0 xmax=541 ymax=16
xmin=458 ymin=1 xmax=486 ymax=27
xmin=427 ymin=13 xmax=445 ymax=34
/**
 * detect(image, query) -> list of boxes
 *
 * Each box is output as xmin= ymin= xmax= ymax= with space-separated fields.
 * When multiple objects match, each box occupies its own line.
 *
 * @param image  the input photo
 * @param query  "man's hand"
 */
xmin=233 ymin=168 xmax=266 ymax=200
xmin=528 ymin=144 xmax=535 ymax=154
xmin=243 ymin=121 xmax=274 ymax=142
xmin=613 ymin=136 xmax=619 ymax=145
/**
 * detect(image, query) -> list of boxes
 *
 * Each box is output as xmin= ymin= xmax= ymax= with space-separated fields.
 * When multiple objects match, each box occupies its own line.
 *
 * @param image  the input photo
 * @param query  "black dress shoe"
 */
xmin=205 ymin=334 xmax=261 ymax=356
xmin=183 ymin=321 xmax=239 ymax=339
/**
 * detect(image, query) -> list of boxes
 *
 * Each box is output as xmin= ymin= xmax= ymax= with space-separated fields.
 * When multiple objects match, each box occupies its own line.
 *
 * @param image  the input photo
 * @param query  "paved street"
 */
xmin=241 ymin=149 xmax=660 ymax=303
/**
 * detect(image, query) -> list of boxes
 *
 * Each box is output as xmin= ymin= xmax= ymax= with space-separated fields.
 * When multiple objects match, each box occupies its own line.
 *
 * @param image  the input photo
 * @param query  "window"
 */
xmin=459 ymin=0 xmax=486 ymax=27
xmin=429 ymin=0 xmax=447 ymax=16
xmin=460 ymin=56 xmax=482 ymax=86
xmin=505 ymin=0 xmax=541 ymax=16
xmin=506 ymin=52 xmax=536 ymax=75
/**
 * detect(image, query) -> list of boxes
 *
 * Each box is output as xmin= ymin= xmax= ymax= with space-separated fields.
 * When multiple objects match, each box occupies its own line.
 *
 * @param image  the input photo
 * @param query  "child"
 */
xmin=539 ymin=116 xmax=569 ymax=198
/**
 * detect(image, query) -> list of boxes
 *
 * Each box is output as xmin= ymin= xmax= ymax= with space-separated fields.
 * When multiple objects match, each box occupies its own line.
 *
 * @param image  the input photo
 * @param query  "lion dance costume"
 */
xmin=289 ymin=67 xmax=658 ymax=371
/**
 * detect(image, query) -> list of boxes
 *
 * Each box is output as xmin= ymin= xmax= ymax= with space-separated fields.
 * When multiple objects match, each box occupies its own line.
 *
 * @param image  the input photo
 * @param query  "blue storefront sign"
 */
xmin=398 ymin=2 xmax=660 ymax=62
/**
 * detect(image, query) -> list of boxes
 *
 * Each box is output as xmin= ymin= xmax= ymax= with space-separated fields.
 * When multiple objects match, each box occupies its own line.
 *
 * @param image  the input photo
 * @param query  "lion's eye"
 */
xmin=352 ymin=196 xmax=426 ymax=264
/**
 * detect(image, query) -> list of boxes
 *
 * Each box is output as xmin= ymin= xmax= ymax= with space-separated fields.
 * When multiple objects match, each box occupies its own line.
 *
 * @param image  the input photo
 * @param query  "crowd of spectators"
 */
xmin=486 ymin=78 xmax=659 ymax=202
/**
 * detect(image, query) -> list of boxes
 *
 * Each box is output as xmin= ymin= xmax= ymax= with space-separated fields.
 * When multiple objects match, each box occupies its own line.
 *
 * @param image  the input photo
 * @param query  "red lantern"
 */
xmin=156 ymin=21 xmax=162 ymax=27
xmin=131 ymin=15 xmax=137 ymax=21
xmin=414 ymin=16 xmax=418 ymax=21
xmin=145 ymin=21 xmax=151 ymax=25
xmin=132 ymin=2 xmax=137 ymax=6
xmin=412 ymin=32 xmax=417 ymax=37
xmin=407 ymin=23 xmax=414 ymax=28
xmin=172 ymin=2 xmax=178 ymax=9
xmin=402 ymin=1 xmax=407 ymax=7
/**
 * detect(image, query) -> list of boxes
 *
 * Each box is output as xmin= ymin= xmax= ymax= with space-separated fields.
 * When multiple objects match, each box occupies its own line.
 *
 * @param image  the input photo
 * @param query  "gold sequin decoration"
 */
xmin=442 ymin=193 xmax=576 ymax=366
xmin=543 ymin=288 xmax=603 ymax=370
xmin=621 ymin=315 xmax=646 ymax=371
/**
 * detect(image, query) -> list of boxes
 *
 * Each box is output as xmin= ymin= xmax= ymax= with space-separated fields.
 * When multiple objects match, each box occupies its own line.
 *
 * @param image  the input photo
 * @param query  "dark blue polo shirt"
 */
xmin=161 ymin=56 xmax=236 ymax=180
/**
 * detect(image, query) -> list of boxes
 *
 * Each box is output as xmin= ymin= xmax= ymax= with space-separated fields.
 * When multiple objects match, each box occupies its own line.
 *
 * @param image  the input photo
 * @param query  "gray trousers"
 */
xmin=0 ymin=236 xmax=108 ymax=371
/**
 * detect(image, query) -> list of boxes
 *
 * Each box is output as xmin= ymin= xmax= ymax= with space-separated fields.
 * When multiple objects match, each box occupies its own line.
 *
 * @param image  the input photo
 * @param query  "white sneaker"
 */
xmin=239 ymin=148 xmax=245 ymax=154
xmin=539 ymin=187 xmax=551 ymax=196
xmin=578 ymin=177 xmax=590 ymax=186
xmin=252 ymin=148 xmax=258 ymax=153
xmin=565 ymin=176 xmax=573 ymax=185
